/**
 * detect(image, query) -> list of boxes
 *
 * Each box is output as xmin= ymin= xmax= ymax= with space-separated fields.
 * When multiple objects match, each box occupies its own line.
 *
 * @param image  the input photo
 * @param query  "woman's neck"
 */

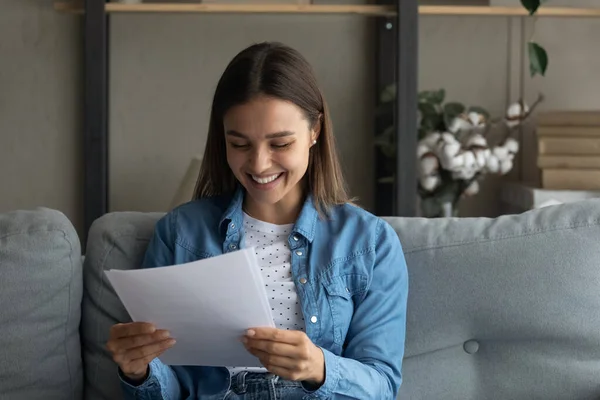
xmin=243 ymin=191 xmax=305 ymax=225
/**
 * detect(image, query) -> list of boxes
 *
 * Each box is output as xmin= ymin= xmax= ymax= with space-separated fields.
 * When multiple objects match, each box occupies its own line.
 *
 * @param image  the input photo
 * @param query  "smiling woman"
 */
xmin=223 ymin=96 xmax=319 ymax=224
xmin=105 ymin=41 xmax=409 ymax=400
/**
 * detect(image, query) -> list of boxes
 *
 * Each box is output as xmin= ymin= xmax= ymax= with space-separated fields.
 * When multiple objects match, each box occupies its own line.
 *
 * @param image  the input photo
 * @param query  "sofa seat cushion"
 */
xmin=0 ymin=208 xmax=82 ymax=400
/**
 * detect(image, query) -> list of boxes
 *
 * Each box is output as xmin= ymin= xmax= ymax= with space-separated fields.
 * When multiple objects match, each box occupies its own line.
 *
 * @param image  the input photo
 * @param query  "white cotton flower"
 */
xmin=444 ymin=142 xmax=462 ymax=158
xmin=419 ymin=155 xmax=439 ymax=176
xmin=437 ymin=142 xmax=462 ymax=170
xmin=436 ymin=133 xmax=461 ymax=159
xmin=505 ymin=137 xmax=519 ymax=154
xmin=506 ymin=101 xmax=529 ymax=119
xmin=505 ymin=101 xmax=530 ymax=128
xmin=466 ymin=134 xmax=487 ymax=148
xmin=486 ymin=154 xmax=500 ymax=173
xmin=452 ymin=166 xmax=478 ymax=180
xmin=468 ymin=112 xmax=485 ymax=127
xmin=420 ymin=175 xmax=441 ymax=192
xmin=492 ymin=146 xmax=509 ymax=160
xmin=422 ymin=132 xmax=442 ymax=148
xmin=441 ymin=132 xmax=459 ymax=144
xmin=473 ymin=149 xmax=488 ymax=169
xmin=464 ymin=180 xmax=480 ymax=196
xmin=440 ymin=152 xmax=464 ymax=170
xmin=417 ymin=143 xmax=432 ymax=158
xmin=499 ymin=159 xmax=513 ymax=175
xmin=462 ymin=151 xmax=477 ymax=170
xmin=448 ymin=117 xmax=472 ymax=134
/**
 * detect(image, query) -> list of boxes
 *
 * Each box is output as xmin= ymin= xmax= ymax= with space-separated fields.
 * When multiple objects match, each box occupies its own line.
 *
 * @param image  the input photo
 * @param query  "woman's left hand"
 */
xmin=242 ymin=327 xmax=325 ymax=386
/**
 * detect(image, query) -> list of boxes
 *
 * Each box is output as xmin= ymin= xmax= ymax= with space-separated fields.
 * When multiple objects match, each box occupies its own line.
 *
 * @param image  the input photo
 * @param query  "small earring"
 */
xmin=312 ymin=140 xmax=317 ymax=145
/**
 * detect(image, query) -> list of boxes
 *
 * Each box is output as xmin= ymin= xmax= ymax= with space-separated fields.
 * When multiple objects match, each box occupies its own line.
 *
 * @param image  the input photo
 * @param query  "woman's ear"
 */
xmin=311 ymin=114 xmax=322 ymax=144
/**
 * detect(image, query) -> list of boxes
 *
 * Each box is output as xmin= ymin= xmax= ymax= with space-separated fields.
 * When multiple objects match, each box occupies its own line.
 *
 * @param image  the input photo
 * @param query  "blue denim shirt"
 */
xmin=119 ymin=188 xmax=409 ymax=399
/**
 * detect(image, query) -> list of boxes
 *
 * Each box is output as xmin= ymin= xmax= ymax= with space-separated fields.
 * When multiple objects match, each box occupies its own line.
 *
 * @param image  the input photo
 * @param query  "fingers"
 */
xmin=243 ymin=338 xmax=306 ymax=359
xmin=246 ymin=348 xmax=299 ymax=370
xmin=110 ymin=322 xmax=156 ymax=339
xmin=113 ymin=337 xmax=176 ymax=365
xmin=246 ymin=327 xmax=302 ymax=344
xmin=108 ymin=329 xmax=171 ymax=353
xmin=120 ymin=347 xmax=169 ymax=378
xmin=106 ymin=322 xmax=176 ymax=379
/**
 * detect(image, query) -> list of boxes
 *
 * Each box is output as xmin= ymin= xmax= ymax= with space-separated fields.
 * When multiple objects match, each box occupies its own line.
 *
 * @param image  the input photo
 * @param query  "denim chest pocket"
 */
xmin=322 ymin=274 xmax=368 ymax=347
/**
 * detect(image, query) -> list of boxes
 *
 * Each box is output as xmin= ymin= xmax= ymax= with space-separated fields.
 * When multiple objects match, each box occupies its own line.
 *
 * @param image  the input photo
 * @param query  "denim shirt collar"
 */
xmin=219 ymin=185 xmax=318 ymax=243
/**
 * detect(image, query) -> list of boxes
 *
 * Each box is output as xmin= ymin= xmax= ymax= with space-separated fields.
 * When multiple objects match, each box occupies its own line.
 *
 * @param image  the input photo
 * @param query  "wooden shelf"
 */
xmin=54 ymin=2 xmax=600 ymax=18
xmin=421 ymin=5 xmax=600 ymax=17
xmin=54 ymin=2 xmax=395 ymax=16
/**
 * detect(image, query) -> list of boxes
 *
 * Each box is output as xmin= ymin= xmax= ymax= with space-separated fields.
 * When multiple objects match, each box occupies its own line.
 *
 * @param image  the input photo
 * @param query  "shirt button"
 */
xmin=229 ymin=244 xmax=237 ymax=250
xmin=293 ymin=235 xmax=299 ymax=241
xmin=299 ymin=278 xmax=307 ymax=284
xmin=230 ymin=223 xmax=235 ymax=229
xmin=310 ymin=316 xmax=318 ymax=324
xmin=295 ymin=250 xmax=303 ymax=256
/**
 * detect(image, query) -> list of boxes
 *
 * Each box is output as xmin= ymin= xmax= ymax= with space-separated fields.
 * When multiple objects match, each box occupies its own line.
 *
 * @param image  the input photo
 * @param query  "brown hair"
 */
xmin=193 ymin=42 xmax=352 ymax=215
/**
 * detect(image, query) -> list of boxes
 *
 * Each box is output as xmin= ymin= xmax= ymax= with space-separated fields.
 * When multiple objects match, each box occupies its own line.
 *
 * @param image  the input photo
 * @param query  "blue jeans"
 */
xmin=217 ymin=372 xmax=311 ymax=400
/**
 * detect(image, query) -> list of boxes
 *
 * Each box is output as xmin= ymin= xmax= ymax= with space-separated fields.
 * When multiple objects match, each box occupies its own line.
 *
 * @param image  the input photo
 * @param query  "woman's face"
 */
xmin=223 ymin=95 xmax=319 ymax=211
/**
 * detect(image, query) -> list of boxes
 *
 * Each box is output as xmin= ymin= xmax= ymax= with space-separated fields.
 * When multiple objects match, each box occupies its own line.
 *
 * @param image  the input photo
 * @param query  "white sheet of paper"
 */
xmin=104 ymin=247 xmax=275 ymax=367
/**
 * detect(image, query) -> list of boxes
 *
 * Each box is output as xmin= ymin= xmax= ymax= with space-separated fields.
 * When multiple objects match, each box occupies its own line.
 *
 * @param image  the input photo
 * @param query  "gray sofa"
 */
xmin=2 ymin=199 xmax=600 ymax=400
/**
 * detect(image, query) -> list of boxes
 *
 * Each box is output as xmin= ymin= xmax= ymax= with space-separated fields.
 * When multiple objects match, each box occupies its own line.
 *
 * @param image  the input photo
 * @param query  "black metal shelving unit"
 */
xmin=81 ymin=0 xmax=418 ymax=238
xmin=374 ymin=0 xmax=418 ymax=217
xmin=83 ymin=0 xmax=109 ymax=242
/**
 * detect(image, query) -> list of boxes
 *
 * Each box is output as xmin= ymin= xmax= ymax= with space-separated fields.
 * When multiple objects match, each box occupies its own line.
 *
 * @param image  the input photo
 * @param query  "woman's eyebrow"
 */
xmin=225 ymin=130 xmax=295 ymax=139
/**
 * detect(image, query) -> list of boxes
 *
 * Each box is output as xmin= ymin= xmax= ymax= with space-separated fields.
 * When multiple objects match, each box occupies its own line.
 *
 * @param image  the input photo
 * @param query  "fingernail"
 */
xmin=161 ymin=331 xmax=171 ymax=338
xmin=168 ymin=339 xmax=176 ymax=346
xmin=246 ymin=329 xmax=255 ymax=337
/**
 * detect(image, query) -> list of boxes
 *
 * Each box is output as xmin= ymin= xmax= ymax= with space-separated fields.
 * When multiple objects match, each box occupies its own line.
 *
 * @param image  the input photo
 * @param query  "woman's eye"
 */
xmin=230 ymin=142 xmax=249 ymax=149
xmin=272 ymin=142 xmax=292 ymax=149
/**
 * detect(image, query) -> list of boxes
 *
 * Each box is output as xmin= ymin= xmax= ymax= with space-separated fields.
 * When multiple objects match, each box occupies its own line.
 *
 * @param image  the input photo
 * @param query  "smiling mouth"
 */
xmin=249 ymin=173 xmax=282 ymax=184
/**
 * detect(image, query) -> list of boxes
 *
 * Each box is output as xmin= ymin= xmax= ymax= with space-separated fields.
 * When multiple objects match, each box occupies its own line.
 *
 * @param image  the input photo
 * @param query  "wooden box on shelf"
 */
xmin=536 ymin=110 xmax=600 ymax=191
xmin=500 ymin=181 xmax=600 ymax=214
xmin=490 ymin=0 xmax=599 ymax=6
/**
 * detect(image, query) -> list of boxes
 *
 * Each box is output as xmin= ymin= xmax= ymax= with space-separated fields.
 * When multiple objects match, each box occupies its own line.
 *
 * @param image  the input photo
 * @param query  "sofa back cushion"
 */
xmin=384 ymin=199 xmax=600 ymax=400
xmin=0 ymin=208 xmax=82 ymax=400
xmin=81 ymin=212 xmax=163 ymax=400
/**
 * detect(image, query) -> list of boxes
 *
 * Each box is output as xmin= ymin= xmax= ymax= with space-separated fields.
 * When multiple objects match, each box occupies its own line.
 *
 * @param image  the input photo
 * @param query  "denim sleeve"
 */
xmin=305 ymin=219 xmax=409 ymax=400
xmin=119 ymin=359 xmax=182 ymax=400
xmin=118 ymin=211 xmax=184 ymax=400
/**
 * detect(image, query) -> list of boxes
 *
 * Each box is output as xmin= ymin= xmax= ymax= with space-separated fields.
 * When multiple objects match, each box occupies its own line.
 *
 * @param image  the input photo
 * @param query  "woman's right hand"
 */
xmin=106 ymin=322 xmax=176 ymax=382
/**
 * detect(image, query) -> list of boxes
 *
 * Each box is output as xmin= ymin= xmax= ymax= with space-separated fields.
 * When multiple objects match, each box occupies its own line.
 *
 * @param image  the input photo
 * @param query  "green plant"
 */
xmin=521 ymin=0 xmax=549 ymax=76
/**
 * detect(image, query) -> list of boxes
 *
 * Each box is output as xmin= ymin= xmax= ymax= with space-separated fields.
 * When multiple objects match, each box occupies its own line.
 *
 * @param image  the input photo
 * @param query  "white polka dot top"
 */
xmin=227 ymin=212 xmax=307 ymax=375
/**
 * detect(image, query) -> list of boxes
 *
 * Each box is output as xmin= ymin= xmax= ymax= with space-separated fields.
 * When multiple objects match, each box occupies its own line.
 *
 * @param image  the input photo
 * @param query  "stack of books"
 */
xmin=537 ymin=111 xmax=600 ymax=190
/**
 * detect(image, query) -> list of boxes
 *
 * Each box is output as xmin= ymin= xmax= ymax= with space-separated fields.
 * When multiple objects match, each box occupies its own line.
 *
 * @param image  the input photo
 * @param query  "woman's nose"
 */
xmin=248 ymin=147 xmax=271 ymax=172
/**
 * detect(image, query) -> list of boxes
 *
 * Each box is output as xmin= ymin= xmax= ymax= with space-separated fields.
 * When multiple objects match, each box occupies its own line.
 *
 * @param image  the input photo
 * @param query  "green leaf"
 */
xmin=520 ymin=0 xmax=540 ymax=15
xmin=418 ymin=89 xmax=445 ymax=105
xmin=418 ymin=102 xmax=437 ymax=117
xmin=528 ymin=42 xmax=548 ymax=77
xmin=380 ymin=84 xmax=396 ymax=103
xmin=419 ymin=102 xmax=443 ymax=133
xmin=443 ymin=102 xmax=465 ymax=127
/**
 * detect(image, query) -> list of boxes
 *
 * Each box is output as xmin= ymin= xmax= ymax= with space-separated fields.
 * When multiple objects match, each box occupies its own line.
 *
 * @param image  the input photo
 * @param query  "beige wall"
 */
xmin=0 ymin=0 xmax=83 ymax=231
xmin=2 ymin=1 xmax=600 ymax=230
xmin=109 ymin=13 xmax=375 ymax=213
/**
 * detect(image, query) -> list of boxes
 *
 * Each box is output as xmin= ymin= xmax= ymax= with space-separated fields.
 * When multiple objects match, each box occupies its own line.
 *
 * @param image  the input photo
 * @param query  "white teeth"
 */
xmin=251 ymin=173 xmax=281 ymax=184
